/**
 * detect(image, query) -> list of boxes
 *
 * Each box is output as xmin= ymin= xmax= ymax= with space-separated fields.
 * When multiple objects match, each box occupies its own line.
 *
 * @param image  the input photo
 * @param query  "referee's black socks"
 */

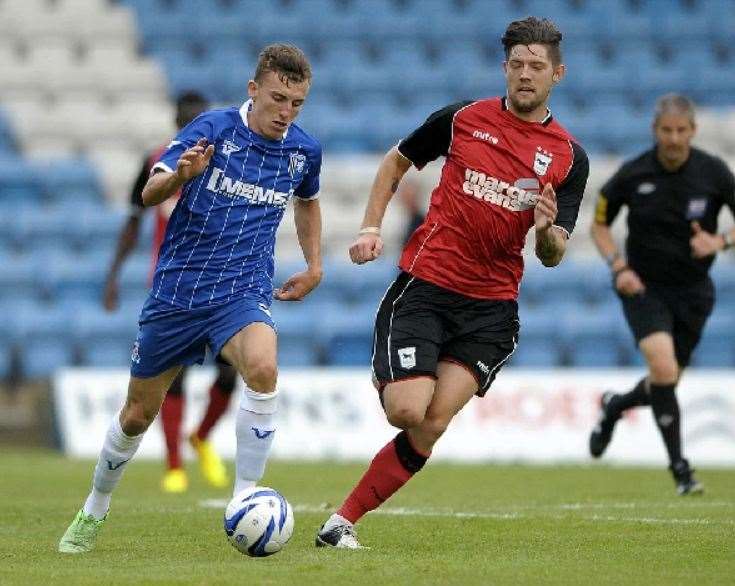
xmin=609 ymin=377 xmax=650 ymax=418
xmin=649 ymin=383 xmax=682 ymax=464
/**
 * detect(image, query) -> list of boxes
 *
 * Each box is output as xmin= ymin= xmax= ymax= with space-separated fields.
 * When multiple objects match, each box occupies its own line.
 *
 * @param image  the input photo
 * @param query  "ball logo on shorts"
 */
xmin=398 ymin=346 xmax=416 ymax=369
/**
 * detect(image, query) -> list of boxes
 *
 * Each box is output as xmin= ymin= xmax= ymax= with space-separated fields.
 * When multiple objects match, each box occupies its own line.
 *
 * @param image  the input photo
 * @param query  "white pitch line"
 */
xmin=200 ymin=500 xmax=734 ymax=526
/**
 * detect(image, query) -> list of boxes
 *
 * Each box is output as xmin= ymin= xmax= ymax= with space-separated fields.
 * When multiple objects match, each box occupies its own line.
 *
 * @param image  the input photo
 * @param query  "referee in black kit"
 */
xmin=588 ymin=94 xmax=735 ymax=495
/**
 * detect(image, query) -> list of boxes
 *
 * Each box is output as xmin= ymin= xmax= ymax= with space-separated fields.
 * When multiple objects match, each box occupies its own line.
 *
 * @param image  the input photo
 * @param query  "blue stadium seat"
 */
xmin=0 ymin=339 xmax=11 ymax=379
xmin=271 ymin=301 xmax=320 ymax=367
xmin=0 ymin=160 xmax=42 ymax=203
xmin=520 ymin=261 xmax=594 ymax=307
xmin=317 ymin=303 xmax=374 ymax=366
xmin=562 ymin=312 xmax=623 ymax=367
xmin=38 ymin=161 xmax=101 ymax=205
xmin=0 ymin=255 xmax=41 ymax=304
xmin=690 ymin=308 xmax=735 ymax=367
xmin=14 ymin=306 xmax=75 ymax=378
xmin=74 ymin=305 xmax=139 ymax=367
xmin=513 ymin=308 xmax=565 ymax=367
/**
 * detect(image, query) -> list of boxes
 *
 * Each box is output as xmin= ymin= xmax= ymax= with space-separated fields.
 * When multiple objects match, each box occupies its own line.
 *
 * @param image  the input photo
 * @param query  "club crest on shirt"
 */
xmin=686 ymin=198 xmax=708 ymax=220
xmin=222 ymin=139 xmax=241 ymax=156
xmin=533 ymin=147 xmax=553 ymax=176
xmin=288 ymin=153 xmax=306 ymax=178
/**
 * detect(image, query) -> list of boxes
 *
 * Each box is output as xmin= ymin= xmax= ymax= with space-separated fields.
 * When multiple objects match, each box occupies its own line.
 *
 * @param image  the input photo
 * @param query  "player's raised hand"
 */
xmin=274 ymin=268 xmax=322 ymax=301
xmin=349 ymin=233 xmax=384 ymax=265
xmin=689 ymin=221 xmax=722 ymax=258
xmin=534 ymin=183 xmax=557 ymax=231
xmin=175 ymin=138 xmax=214 ymax=182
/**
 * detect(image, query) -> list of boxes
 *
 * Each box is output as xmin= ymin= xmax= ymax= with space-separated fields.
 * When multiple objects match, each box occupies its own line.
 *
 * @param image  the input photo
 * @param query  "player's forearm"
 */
xmin=141 ymin=171 xmax=185 ymax=207
xmin=361 ymin=147 xmax=412 ymax=230
xmin=591 ymin=222 xmax=626 ymax=271
xmin=107 ymin=217 xmax=140 ymax=280
xmin=294 ymin=198 xmax=323 ymax=275
xmin=535 ymin=226 xmax=566 ymax=267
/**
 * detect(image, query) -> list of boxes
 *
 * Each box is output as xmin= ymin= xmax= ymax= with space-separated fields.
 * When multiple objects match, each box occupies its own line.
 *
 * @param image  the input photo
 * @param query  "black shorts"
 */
xmin=618 ymin=278 xmax=714 ymax=367
xmin=371 ymin=272 xmax=519 ymax=396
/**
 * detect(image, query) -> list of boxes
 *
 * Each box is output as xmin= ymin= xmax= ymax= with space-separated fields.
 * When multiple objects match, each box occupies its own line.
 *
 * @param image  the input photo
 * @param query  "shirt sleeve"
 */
xmin=152 ymin=111 xmax=216 ymax=175
xmin=554 ymin=141 xmax=589 ymax=236
xmin=719 ymin=159 xmax=735 ymax=216
xmin=294 ymin=143 xmax=322 ymax=200
xmin=129 ymin=153 xmax=153 ymax=215
xmin=594 ymin=162 xmax=629 ymax=226
xmin=397 ymin=101 xmax=474 ymax=169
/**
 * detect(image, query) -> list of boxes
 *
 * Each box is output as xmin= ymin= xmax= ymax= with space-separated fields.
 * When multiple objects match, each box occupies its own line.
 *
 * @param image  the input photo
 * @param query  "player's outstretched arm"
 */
xmin=274 ymin=198 xmax=323 ymax=301
xmin=103 ymin=215 xmax=141 ymax=311
xmin=349 ymin=146 xmax=412 ymax=265
xmin=142 ymin=138 xmax=214 ymax=207
xmin=534 ymin=183 xmax=566 ymax=267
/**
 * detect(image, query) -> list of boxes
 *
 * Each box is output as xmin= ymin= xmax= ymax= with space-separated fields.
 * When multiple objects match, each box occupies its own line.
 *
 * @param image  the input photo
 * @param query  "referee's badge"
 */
xmin=533 ymin=147 xmax=553 ymax=176
xmin=288 ymin=153 xmax=306 ymax=178
xmin=686 ymin=198 xmax=708 ymax=220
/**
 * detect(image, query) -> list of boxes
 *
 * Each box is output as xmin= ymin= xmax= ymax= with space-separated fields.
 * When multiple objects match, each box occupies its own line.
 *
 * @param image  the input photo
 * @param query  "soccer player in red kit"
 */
xmin=316 ymin=17 xmax=589 ymax=548
xmin=103 ymin=92 xmax=236 ymax=493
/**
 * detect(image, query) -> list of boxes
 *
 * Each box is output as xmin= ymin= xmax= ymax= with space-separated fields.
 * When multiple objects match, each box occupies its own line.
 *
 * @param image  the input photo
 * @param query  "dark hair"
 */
xmin=654 ymin=93 xmax=696 ymax=126
xmin=501 ymin=17 xmax=563 ymax=65
xmin=254 ymin=43 xmax=312 ymax=85
xmin=175 ymin=91 xmax=209 ymax=129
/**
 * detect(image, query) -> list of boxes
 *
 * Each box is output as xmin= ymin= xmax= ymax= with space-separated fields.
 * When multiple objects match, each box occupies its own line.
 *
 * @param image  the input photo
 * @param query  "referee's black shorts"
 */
xmin=371 ymin=271 xmax=519 ymax=396
xmin=617 ymin=277 xmax=714 ymax=367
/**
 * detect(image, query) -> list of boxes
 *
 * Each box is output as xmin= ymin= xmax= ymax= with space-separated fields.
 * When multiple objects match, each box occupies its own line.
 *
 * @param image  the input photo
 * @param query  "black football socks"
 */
xmin=649 ymin=382 xmax=682 ymax=464
xmin=608 ymin=377 xmax=650 ymax=418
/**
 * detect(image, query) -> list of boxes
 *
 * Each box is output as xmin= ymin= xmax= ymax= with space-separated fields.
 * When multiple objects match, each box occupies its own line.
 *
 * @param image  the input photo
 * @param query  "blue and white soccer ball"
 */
xmin=224 ymin=486 xmax=294 ymax=557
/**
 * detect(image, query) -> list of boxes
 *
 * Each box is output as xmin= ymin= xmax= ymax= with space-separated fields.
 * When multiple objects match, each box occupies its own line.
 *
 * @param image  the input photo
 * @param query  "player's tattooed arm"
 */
xmin=534 ymin=183 xmax=566 ymax=266
xmin=350 ymin=147 xmax=412 ymax=264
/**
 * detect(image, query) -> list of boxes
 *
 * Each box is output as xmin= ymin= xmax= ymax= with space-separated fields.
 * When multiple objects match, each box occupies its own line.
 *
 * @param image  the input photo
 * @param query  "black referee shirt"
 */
xmin=595 ymin=146 xmax=735 ymax=286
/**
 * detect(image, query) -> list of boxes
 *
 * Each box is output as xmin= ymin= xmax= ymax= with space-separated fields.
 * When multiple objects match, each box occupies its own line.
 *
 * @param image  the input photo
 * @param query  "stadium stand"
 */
xmin=0 ymin=0 xmax=733 ymax=379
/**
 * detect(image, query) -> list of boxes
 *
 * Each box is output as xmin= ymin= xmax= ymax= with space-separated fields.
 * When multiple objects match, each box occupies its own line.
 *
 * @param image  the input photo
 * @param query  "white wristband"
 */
xmin=358 ymin=226 xmax=381 ymax=236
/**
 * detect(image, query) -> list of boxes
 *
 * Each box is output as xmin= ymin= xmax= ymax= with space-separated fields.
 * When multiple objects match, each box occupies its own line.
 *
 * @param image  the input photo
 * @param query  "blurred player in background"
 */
xmin=316 ymin=17 xmax=588 ymax=548
xmin=103 ymin=91 xmax=236 ymax=494
xmin=396 ymin=178 xmax=425 ymax=246
xmin=59 ymin=44 xmax=323 ymax=553
xmin=589 ymin=94 xmax=735 ymax=495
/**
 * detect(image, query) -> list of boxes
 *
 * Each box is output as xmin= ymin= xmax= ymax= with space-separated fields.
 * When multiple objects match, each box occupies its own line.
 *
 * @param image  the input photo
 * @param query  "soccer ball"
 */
xmin=223 ymin=486 xmax=294 ymax=557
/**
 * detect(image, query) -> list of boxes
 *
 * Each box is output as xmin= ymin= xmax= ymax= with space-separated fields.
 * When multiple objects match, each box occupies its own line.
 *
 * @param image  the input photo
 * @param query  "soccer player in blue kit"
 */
xmin=59 ymin=44 xmax=323 ymax=553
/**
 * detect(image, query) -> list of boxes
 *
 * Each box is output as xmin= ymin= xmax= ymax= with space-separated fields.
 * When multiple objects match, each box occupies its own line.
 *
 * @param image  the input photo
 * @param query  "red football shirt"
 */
xmin=397 ymin=97 xmax=589 ymax=300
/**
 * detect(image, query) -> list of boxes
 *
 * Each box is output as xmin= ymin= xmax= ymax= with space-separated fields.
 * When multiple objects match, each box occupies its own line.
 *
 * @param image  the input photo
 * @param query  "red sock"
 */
xmin=338 ymin=431 xmax=429 ymax=524
xmin=160 ymin=393 xmax=184 ymax=470
xmin=195 ymin=384 xmax=232 ymax=440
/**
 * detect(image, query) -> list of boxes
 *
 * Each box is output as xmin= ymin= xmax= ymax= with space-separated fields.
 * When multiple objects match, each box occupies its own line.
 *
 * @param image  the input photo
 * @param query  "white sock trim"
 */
xmin=240 ymin=386 xmax=279 ymax=414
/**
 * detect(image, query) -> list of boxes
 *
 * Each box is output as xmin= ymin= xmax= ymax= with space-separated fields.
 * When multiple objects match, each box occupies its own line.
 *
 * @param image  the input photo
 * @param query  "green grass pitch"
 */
xmin=2 ymin=450 xmax=733 ymax=585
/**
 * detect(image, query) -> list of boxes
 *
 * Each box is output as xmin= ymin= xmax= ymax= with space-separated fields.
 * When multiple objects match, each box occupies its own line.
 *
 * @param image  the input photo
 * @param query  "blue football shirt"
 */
xmin=150 ymin=100 xmax=322 ymax=309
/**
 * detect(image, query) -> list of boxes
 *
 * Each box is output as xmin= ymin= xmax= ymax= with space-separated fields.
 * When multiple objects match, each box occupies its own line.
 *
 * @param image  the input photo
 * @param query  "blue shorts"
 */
xmin=130 ymin=295 xmax=275 ymax=378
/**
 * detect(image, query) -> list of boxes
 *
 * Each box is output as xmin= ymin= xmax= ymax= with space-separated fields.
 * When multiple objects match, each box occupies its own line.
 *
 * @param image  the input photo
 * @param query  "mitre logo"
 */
xmin=472 ymin=129 xmax=499 ymax=144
